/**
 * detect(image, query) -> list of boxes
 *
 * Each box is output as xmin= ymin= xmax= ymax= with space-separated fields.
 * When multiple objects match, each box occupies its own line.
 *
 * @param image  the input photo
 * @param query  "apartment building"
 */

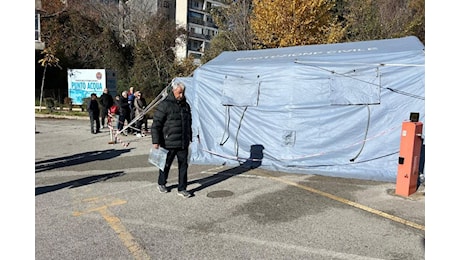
xmin=35 ymin=0 xmax=45 ymax=50
xmin=175 ymin=0 xmax=225 ymax=63
xmin=127 ymin=0 xmax=176 ymax=19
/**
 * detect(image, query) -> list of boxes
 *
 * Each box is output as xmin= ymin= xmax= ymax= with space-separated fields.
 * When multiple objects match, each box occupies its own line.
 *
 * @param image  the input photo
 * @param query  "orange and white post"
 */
xmin=395 ymin=117 xmax=423 ymax=197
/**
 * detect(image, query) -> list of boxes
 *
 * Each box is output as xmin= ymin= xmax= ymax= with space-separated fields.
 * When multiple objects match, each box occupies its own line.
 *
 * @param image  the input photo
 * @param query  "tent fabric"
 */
xmin=180 ymin=36 xmax=425 ymax=182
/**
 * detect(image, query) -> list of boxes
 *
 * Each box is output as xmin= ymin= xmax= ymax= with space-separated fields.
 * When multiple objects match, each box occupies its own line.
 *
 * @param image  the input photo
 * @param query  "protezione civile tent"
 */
xmin=183 ymin=36 xmax=425 ymax=182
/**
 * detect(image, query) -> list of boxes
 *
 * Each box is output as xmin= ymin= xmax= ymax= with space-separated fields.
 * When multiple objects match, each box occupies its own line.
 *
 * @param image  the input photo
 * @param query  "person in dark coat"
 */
xmin=117 ymin=90 xmax=131 ymax=135
xmin=128 ymin=86 xmax=136 ymax=125
xmin=99 ymin=87 xmax=113 ymax=129
xmin=87 ymin=93 xmax=100 ymax=134
xmin=151 ymin=82 xmax=192 ymax=198
xmin=134 ymin=91 xmax=147 ymax=137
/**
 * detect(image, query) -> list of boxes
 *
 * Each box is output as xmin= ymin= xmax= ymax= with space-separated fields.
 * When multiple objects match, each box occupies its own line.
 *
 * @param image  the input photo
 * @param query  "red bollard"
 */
xmin=395 ymin=116 xmax=423 ymax=197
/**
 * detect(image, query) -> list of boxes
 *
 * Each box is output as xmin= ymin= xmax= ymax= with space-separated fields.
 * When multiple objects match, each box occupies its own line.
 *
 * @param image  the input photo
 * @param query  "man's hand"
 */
xmin=153 ymin=144 xmax=159 ymax=149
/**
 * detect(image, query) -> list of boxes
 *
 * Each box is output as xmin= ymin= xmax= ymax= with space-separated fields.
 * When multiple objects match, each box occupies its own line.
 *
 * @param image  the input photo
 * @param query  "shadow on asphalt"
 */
xmin=35 ymin=171 xmax=125 ymax=196
xmin=186 ymin=144 xmax=265 ymax=195
xmin=35 ymin=149 xmax=132 ymax=173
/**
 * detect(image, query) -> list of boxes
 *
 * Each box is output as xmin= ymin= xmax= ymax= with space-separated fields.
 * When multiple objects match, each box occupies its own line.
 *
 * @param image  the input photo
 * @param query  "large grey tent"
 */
xmin=185 ymin=36 xmax=425 ymax=182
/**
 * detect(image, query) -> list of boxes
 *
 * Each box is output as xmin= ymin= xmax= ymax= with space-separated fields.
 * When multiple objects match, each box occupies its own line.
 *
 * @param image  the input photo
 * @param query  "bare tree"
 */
xmin=202 ymin=0 xmax=255 ymax=63
xmin=129 ymin=13 xmax=189 ymax=97
xmin=343 ymin=0 xmax=424 ymax=43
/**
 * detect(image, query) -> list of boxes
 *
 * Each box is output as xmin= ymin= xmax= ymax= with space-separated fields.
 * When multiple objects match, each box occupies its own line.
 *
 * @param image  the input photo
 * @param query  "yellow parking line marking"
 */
xmin=72 ymin=198 xmax=126 ymax=216
xmin=99 ymin=207 xmax=151 ymax=260
xmin=256 ymin=172 xmax=425 ymax=231
xmin=73 ymin=198 xmax=151 ymax=260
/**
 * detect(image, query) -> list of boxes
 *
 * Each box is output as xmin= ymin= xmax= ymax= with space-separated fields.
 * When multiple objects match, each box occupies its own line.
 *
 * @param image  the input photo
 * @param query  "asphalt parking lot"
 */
xmin=35 ymin=116 xmax=425 ymax=260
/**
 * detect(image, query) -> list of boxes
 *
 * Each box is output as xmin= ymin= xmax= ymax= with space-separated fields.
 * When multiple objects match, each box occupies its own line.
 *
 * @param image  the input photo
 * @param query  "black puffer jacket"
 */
xmin=151 ymin=90 xmax=192 ymax=149
xmin=119 ymin=95 xmax=130 ymax=116
xmin=100 ymin=93 xmax=113 ymax=109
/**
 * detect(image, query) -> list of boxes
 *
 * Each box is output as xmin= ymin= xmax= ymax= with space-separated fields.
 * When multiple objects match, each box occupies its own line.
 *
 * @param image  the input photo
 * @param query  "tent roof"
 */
xmin=205 ymin=36 xmax=424 ymax=67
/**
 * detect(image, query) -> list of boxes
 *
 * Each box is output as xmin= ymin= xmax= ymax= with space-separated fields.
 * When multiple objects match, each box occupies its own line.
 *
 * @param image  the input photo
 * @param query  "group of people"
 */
xmin=115 ymin=87 xmax=149 ymax=137
xmin=87 ymin=87 xmax=148 ymax=137
xmin=87 ymin=81 xmax=194 ymax=198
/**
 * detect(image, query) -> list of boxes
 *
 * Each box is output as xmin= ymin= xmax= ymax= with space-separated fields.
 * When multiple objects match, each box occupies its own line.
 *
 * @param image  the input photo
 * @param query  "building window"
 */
xmin=190 ymin=53 xmax=202 ymax=60
xmin=191 ymin=1 xmax=200 ymax=9
xmin=163 ymin=1 xmax=169 ymax=8
xmin=35 ymin=12 xmax=40 ymax=42
xmin=190 ymin=40 xmax=201 ymax=51
xmin=205 ymin=2 xmax=212 ymax=11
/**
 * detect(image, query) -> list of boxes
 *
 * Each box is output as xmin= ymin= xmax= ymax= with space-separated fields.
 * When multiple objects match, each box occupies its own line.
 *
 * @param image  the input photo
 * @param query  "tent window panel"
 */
xmin=282 ymin=130 xmax=296 ymax=147
xmin=329 ymin=70 xmax=381 ymax=105
xmin=221 ymin=76 xmax=260 ymax=107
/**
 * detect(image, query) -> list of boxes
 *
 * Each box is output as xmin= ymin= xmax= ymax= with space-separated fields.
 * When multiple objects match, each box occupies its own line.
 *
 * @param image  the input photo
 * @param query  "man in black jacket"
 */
xmin=99 ymin=87 xmax=113 ymax=129
xmin=151 ymin=82 xmax=192 ymax=198
xmin=87 ymin=93 xmax=101 ymax=134
xmin=118 ymin=90 xmax=131 ymax=135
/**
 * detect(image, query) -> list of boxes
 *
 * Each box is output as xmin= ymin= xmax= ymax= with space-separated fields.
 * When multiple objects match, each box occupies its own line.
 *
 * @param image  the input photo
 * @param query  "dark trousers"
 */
xmin=144 ymin=117 xmax=148 ymax=131
xmin=118 ymin=113 xmax=131 ymax=132
xmin=158 ymin=147 xmax=189 ymax=191
xmin=100 ymin=108 xmax=109 ymax=127
xmin=89 ymin=111 xmax=100 ymax=133
xmin=135 ymin=118 xmax=143 ymax=134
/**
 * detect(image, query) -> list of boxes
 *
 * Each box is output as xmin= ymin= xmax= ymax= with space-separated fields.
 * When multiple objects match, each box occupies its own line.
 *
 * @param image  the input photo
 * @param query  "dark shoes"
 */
xmin=157 ymin=185 xmax=191 ymax=198
xmin=177 ymin=190 xmax=192 ymax=198
xmin=157 ymin=185 xmax=168 ymax=193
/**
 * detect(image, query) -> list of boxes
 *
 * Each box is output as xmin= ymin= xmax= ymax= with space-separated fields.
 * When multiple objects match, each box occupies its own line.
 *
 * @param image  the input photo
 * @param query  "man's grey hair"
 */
xmin=172 ymin=81 xmax=185 ymax=91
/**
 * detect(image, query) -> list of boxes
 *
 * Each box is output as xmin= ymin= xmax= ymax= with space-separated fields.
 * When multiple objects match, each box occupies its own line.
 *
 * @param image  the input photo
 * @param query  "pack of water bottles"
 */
xmin=148 ymin=147 xmax=168 ymax=171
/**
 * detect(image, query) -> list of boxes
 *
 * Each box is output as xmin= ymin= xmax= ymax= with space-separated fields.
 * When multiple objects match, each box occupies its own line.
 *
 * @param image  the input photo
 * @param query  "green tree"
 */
xmin=250 ymin=0 xmax=345 ymax=48
xmin=40 ymin=0 xmax=132 ymax=95
xmin=41 ymin=2 xmax=127 ymax=69
xmin=39 ymin=0 xmax=196 ymax=99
